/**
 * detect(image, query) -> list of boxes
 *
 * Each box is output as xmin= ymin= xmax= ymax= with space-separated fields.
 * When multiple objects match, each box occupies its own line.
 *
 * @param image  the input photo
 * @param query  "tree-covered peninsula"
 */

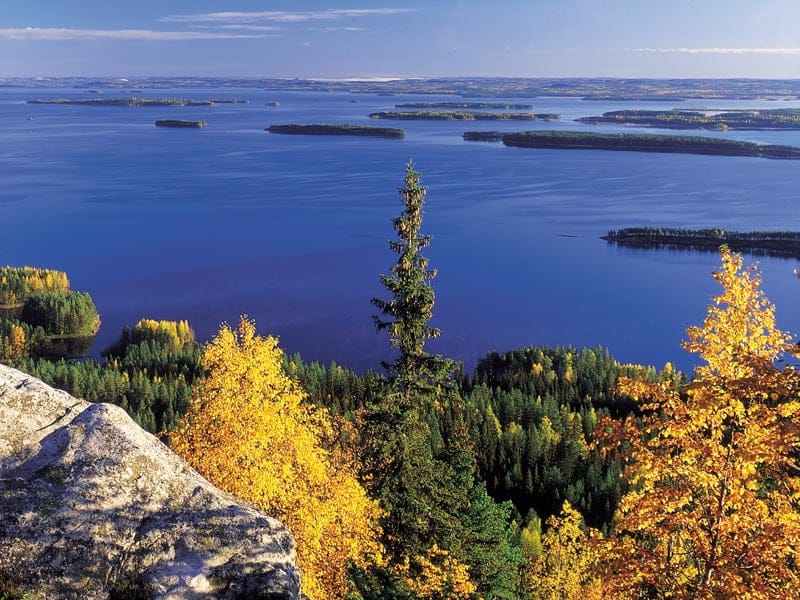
xmin=266 ymin=123 xmax=405 ymax=138
xmin=577 ymin=108 xmax=800 ymax=130
xmin=0 ymin=266 xmax=99 ymax=359
xmin=602 ymin=227 xmax=800 ymax=258
xmin=369 ymin=110 xmax=559 ymax=121
xmin=499 ymin=130 xmax=800 ymax=159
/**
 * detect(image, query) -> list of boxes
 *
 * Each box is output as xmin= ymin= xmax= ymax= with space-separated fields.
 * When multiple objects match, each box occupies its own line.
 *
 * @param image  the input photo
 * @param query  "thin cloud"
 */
xmin=191 ymin=24 xmax=281 ymax=32
xmin=160 ymin=9 xmax=416 ymax=24
xmin=318 ymin=27 xmax=367 ymax=32
xmin=0 ymin=27 xmax=274 ymax=41
xmin=631 ymin=47 xmax=800 ymax=55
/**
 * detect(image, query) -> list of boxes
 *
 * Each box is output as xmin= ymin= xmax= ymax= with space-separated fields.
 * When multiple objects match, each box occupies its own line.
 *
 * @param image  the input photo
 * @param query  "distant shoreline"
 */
xmin=27 ymin=97 xmax=247 ymax=107
xmin=12 ymin=78 xmax=800 ymax=100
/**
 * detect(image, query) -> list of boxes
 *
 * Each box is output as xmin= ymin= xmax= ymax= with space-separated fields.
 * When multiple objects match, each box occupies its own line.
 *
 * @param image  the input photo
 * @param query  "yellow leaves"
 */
xmin=0 ymin=266 xmax=70 ymax=306
xmin=169 ymin=317 xmax=382 ymax=600
xmin=683 ymin=246 xmax=792 ymax=383
xmin=526 ymin=501 xmax=600 ymax=600
xmin=133 ymin=318 xmax=195 ymax=350
xmin=0 ymin=323 xmax=27 ymax=361
xmin=398 ymin=544 xmax=476 ymax=600
xmin=598 ymin=249 xmax=800 ymax=599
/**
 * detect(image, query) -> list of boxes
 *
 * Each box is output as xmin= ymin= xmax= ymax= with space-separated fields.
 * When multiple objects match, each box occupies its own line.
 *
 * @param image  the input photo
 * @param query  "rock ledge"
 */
xmin=0 ymin=364 xmax=301 ymax=599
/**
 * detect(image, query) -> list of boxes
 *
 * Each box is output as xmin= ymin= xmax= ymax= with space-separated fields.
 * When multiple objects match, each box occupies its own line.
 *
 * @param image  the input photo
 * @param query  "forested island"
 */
xmin=602 ymin=227 xmax=800 ymax=258
xmin=266 ymin=123 xmax=405 ymax=138
xmin=155 ymin=119 xmax=207 ymax=128
xmin=369 ymin=110 xmax=559 ymax=121
xmin=463 ymin=131 xmax=505 ymax=141
xmin=499 ymin=130 xmax=800 ymax=159
xmin=27 ymin=97 xmax=243 ymax=107
xmin=396 ymin=102 xmax=533 ymax=109
xmin=577 ymin=108 xmax=800 ymax=130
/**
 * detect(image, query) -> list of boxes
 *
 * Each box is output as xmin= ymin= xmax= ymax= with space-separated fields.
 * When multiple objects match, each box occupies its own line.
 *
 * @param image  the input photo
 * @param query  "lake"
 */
xmin=2 ymin=86 xmax=800 ymax=375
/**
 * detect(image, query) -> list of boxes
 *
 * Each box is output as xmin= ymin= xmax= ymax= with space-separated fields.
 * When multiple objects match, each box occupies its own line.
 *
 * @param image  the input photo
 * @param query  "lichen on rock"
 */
xmin=0 ymin=364 xmax=302 ymax=599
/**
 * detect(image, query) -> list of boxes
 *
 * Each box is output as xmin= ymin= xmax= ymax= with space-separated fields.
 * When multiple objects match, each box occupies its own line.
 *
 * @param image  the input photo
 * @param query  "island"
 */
xmin=266 ymin=124 xmax=405 ymax=138
xmin=577 ymin=108 xmax=800 ymax=130
xmin=462 ymin=131 xmax=505 ymax=142
xmin=602 ymin=227 xmax=800 ymax=259
xmin=369 ymin=110 xmax=559 ymax=121
xmin=498 ymin=130 xmax=800 ymax=159
xmin=155 ymin=119 xmax=207 ymax=128
xmin=396 ymin=102 xmax=533 ymax=109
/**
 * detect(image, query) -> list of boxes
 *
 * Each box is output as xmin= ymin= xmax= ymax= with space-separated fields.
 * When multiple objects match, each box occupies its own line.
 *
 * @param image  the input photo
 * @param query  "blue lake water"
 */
xmin=2 ymin=86 xmax=800 ymax=374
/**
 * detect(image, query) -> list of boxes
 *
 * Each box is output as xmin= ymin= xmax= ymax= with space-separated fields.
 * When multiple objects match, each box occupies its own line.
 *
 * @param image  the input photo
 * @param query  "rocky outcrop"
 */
xmin=0 ymin=364 xmax=301 ymax=599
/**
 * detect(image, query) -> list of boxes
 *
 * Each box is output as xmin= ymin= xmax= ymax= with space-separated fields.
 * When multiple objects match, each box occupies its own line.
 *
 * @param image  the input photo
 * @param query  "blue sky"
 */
xmin=2 ymin=1 xmax=799 ymax=78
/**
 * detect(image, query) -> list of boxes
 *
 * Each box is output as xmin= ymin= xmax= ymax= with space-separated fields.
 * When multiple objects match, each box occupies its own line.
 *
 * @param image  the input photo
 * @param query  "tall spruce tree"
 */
xmin=372 ymin=162 xmax=454 ymax=404
xmin=359 ymin=163 xmax=521 ymax=599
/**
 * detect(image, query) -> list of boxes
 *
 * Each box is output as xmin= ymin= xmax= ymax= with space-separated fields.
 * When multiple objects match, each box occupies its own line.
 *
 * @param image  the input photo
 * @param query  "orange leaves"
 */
xmin=168 ymin=317 xmax=382 ymax=600
xmin=598 ymin=249 xmax=800 ymax=599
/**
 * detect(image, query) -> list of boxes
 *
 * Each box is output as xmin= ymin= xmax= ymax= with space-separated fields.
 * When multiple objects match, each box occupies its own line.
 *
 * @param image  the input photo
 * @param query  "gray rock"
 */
xmin=0 ymin=364 xmax=302 ymax=599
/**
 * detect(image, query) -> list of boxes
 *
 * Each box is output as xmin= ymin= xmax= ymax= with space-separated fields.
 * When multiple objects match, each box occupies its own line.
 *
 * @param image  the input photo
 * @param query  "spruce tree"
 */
xmin=372 ymin=161 xmax=454 ymax=404
xmin=360 ymin=163 xmax=521 ymax=598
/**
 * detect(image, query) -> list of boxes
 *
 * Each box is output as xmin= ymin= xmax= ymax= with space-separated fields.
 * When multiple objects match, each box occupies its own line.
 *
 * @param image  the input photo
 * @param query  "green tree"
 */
xmin=372 ymin=161 xmax=453 ymax=404
xmin=362 ymin=163 xmax=521 ymax=598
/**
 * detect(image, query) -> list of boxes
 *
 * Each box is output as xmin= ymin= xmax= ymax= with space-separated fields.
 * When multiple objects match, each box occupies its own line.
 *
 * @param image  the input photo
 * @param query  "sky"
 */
xmin=1 ymin=1 xmax=799 ymax=79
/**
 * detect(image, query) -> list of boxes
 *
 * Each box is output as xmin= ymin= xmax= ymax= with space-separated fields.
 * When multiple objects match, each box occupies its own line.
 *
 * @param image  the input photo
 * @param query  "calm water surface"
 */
xmin=3 ymin=87 xmax=800 ymax=374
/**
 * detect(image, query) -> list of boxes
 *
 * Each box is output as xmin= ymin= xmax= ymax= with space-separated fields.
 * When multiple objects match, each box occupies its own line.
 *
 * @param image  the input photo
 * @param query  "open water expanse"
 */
xmin=3 ymin=86 xmax=800 ymax=374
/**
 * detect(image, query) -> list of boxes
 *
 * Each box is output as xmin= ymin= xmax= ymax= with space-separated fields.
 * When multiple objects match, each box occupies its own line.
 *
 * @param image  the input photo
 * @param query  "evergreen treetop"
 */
xmin=372 ymin=162 xmax=454 ymax=403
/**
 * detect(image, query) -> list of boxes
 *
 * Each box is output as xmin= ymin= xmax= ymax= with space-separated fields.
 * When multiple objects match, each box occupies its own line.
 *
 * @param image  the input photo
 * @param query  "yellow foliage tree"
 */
xmin=398 ymin=544 xmax=476 ymax=600
xmin=132 ymin=318 xmax=195 ymax=350
xmin=526 ymin=501 xmax=601 ymax=600
xmin=0 ymin=323 xmax=26 ymax=361
xmin=168 ymin=317 xmax=382 ymax=600
xmin=596 ymin=248 xmax=800 ymax=599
